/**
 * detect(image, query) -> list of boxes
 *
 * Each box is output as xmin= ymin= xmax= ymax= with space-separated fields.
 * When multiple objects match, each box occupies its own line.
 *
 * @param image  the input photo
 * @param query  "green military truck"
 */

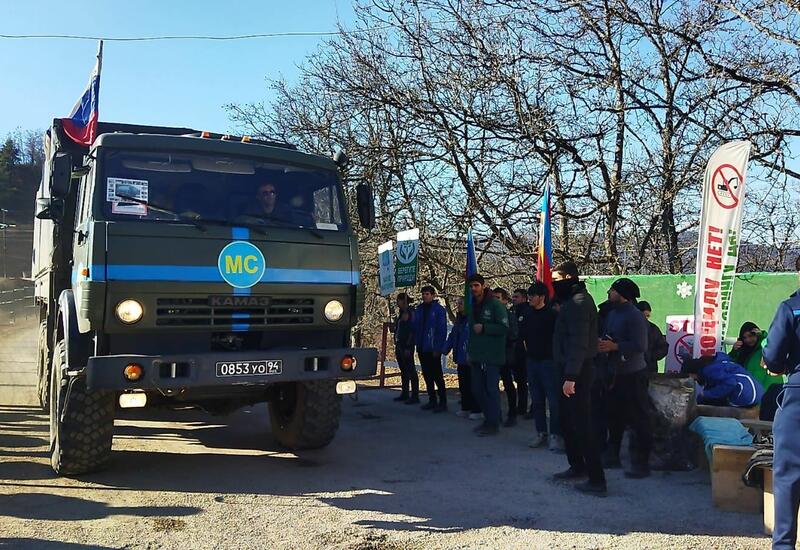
xmin=32 ymin=120 xmax=377 ymax=475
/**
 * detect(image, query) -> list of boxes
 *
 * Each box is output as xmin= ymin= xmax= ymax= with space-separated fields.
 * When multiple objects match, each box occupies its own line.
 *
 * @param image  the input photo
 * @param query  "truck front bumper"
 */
xmin=85 ymin=347 xmax=378 ymax=391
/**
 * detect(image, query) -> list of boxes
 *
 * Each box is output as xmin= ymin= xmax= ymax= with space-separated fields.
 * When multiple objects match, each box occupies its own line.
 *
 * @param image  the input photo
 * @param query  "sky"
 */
xmin=0 ymin=0 xmax=355 ymax=139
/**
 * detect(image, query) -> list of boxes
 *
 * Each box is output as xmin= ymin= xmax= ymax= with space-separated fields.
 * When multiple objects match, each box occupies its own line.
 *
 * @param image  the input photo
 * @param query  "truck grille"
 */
xmin=156 ymin=297 xmax=315 ymax=327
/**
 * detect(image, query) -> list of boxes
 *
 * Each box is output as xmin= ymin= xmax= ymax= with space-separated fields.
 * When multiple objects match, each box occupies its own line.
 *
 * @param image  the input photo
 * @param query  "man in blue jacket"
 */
xmin=597 ymin=277 xmax=652 ymax=478
xmin=762 ymin=257 xmax=800 ymax=550
xmin=681 ymin=352 xmax=764 ymax=408
xmin=442 ymin=298 xmax=480 ymax=418
xmin=414 ymin=285 xmax=448 ymax=412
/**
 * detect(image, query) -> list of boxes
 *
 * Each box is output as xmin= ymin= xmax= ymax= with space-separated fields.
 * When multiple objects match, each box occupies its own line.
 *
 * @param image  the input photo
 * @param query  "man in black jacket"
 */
xmin=598 ymin=278 xmax=652 ymax=478
xmin=522 ymin=281 xmax=561 ymax=450
xmin=551 ymin=261 xmax=606 ymax=496
xmin=512 ymin=288 xmax=530 ymax=417
xmin=636 ymin=301 xmax=669 ymax=374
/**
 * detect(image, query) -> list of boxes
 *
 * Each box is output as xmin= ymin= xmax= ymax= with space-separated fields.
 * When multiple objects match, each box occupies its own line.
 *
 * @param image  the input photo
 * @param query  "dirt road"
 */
xmin=0 ymin=323 xmax=770 ymax=549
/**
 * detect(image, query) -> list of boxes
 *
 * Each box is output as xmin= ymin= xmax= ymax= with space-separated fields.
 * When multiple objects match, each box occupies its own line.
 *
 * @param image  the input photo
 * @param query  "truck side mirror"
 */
xmin=356 ymin=183 xmax=375 ymax=230
xmin=51 ymin=152 xmax=73 ymax=197
xmin=35 ymin=197 xmax=64 ymax=221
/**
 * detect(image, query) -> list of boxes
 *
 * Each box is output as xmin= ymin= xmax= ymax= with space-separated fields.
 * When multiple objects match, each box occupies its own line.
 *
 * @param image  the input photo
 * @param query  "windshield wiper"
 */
xmin=116 ymin=194 xmax=207 ymax=232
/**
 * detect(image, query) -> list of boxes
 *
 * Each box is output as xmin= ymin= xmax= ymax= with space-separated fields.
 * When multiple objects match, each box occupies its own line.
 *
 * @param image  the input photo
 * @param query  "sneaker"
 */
xmin=624 ymin=464 xmax=651 ymax=479
xmin=393 ymin=394 xmax=409 ymax=402
xmin=575 ymin=480 xmax=607 ymax=497
xmin=503 ymin=415 xmax=517 ymax=428
xmin=468 ymin=412 xmax=484 ymax=421
xmin=404 ymin=396 xmax=420 ymax=405
xmin=455 ymin=410 xmax=470 ymax=418
xmin=433 ymin=403 xmax=448 ymax=414
xmin=602 ymin=448 xmax=622 ymax=469
xmin=478 ymin=425 xmax=500 ymax=437
xmin=528 ymin=432 xmax=548 ymax=448
xmin=548 ymin=435 xmax=565 ymax=453
xmin=420 ymin=401 xmax=437 ymax=411
xmin=553 ymin=467 xmax=586 ymax=481
xmin=472 ymin=422 xmax=489 ymax=433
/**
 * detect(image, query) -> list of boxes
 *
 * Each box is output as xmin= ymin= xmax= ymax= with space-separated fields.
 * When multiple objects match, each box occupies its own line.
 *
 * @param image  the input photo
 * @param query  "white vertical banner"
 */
xmin=693 ymin=141 xmax=751 ymax=358
xmin=378 ymin=241 xmax=396 ymax=296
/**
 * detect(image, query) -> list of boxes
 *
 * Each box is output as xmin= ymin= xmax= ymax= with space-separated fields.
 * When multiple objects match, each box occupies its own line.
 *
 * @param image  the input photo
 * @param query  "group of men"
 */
xmin=391 ymin=257 xmax=800 ymax=546
xmin=392 ymin=261 xmax=671 ymax=497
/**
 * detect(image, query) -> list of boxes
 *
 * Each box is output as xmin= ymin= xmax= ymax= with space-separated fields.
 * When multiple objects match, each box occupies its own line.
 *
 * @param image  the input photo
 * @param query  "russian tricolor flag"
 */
xmin=62 ymin=41 xmax=103 ymax=146
xmin=536 ymin=184 xmax=554 ymax=297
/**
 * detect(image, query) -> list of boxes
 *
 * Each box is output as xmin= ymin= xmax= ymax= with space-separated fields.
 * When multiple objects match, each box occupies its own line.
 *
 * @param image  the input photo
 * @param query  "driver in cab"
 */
xmin=255 ymin=182 xmax=290 ymax=221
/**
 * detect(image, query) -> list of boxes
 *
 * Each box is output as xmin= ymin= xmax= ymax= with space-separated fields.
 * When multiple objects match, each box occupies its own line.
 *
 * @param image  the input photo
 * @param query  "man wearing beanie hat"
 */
xmin=597 ymin=277 xmax=652 ymax=478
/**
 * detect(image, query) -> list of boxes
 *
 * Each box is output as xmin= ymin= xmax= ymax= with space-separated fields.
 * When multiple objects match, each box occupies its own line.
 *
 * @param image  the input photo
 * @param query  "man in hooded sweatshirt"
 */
xmin=597 ymin=277 xmax=652 ymax=479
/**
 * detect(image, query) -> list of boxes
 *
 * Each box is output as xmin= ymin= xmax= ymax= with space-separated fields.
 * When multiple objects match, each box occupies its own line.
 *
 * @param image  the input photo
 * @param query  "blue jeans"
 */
xmin=527 ymin=358 xmax=561 ymax=436
xmin=471 ymin=362 xmax=501 ymax=428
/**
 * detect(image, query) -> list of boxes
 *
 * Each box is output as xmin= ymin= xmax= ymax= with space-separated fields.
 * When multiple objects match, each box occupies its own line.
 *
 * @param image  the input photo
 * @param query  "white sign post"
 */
xmin=378 ymin=241 xmax=396 ymax=296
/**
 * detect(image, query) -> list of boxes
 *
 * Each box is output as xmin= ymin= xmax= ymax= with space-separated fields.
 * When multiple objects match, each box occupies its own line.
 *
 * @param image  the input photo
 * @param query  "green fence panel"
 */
xmin=583 ymin=272 xmax=797 ymax=371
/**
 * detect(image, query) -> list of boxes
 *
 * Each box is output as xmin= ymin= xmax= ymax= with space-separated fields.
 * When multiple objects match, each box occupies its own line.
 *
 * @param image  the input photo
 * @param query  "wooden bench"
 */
xmin=712 ymin=444 xmax=762 ymax=513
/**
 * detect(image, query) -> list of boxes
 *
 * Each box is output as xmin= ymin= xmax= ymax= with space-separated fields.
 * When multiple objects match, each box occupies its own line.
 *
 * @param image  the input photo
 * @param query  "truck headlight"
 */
xmin=116 ymin=299 xmax=144 ymax=324
xmin=324 ymin=300 xmax=344 ymax=322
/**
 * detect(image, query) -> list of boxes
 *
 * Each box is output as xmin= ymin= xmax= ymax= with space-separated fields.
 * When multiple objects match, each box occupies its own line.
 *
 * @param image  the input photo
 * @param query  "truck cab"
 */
xmin=33 ymin=120 xmax=377 ymax=475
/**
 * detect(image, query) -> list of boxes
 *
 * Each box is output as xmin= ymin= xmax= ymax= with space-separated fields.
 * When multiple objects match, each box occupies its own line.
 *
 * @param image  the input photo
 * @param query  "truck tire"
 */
xmin=268 ymin=380 xmax=341 ymax=450
xmin=49 ymin=339 xmax=115 ymax=475
xmin=37 ymin=321 xmax=50 ymax=413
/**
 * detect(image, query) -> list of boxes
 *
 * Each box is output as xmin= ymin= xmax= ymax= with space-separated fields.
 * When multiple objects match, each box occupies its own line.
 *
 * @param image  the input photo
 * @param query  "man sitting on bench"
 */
xmin=681 ymin=352 xmax=765 ymax=408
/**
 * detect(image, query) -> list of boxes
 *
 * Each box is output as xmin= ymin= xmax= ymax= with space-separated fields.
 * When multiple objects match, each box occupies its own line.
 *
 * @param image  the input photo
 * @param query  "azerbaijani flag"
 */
xmin=536 ymin=184 xmax=554 ymax=297
xmin=463 ymin=229 xmax=479 ymax=316
xmin=62 ymin=41 xmax=103 ymax=146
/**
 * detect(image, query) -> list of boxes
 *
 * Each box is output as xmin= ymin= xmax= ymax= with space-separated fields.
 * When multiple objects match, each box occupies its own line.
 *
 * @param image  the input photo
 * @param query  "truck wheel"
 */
xmin=37 ymin=321 xmax=50 ymax=413
xmin=268 ymin=380 xmax=341 ymax=450
xmin=49 ymin=339 xmax=115 ymax=475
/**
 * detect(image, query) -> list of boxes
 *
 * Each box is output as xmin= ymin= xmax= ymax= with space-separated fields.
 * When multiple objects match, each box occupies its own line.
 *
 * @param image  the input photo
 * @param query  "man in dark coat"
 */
xmin=598 ymin=278 xmax=652 ymax=478
xmin=551 ymin=261 xmax=606 ymax=496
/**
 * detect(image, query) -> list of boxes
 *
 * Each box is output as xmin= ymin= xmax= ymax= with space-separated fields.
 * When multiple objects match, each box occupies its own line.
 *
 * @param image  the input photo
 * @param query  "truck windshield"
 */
xmin=100 ymin=149 xmax=346 ymax=231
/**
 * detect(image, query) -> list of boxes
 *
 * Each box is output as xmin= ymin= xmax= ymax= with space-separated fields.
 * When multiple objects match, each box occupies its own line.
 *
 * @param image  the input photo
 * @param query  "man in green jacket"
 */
xmin=467 ymin=274 xmax=510 ymax=436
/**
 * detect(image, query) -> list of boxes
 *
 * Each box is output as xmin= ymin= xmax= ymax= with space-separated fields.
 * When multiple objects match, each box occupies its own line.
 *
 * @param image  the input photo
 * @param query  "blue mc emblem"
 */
xmin=218 ymin=241 xmax=266 ymax=288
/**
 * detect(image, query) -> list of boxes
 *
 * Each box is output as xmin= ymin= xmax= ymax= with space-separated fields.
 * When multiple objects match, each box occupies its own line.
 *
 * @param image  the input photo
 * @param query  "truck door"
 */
xmin=71 ymin=167 xmax=95 ymax=332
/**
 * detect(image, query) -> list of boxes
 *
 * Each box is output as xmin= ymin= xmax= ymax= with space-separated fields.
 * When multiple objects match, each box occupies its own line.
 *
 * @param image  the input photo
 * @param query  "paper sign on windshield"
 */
xmin=107 ymin=177 xmax=149 ymax=216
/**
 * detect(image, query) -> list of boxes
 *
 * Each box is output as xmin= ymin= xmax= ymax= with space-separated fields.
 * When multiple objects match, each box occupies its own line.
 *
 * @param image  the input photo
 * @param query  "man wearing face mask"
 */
xmin=597 ymin=278 xmax=652 ymax=479
xmin=551 ymin=261 xmax=606 ymax=496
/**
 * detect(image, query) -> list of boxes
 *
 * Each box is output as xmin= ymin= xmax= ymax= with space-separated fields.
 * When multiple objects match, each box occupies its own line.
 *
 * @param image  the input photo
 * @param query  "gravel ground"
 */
xmin=0 ymin=322 xmax=771 ymax=549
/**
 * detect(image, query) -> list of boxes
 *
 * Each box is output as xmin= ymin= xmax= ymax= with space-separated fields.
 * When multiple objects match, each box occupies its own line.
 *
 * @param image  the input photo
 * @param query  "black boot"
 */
xmin=575 ymin=480 xmax=607 ymax=497
xmin=420 ymin=400 xmax=437 ymax=410
xmin=553 ymin=467 xmax=586 ymax=480
xmin=404 ymin=395 xmax=420 ymax=405
xmin=394 ymin=393 xmax=409 ymax=402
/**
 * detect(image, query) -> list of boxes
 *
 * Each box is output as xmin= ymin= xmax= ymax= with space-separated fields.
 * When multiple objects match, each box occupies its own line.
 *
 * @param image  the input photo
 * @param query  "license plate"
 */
xmin=215 ymin=360 xmax=283 ymax=377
